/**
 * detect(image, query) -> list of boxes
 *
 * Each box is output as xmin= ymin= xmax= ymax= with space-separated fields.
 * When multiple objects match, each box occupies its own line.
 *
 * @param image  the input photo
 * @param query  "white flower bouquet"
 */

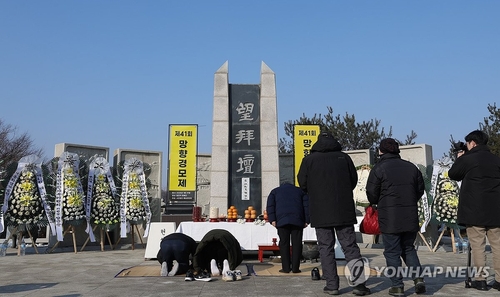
xmin=124 ymin=172 xmax=147 ymax=224
xmin=61 ymin=167 xmax=86 ymax=223
xmin=4 ymin=168 xmax=46 ymax=227
xmin=91 ymin=173 xmax=119 ymax=227
xmin=432 ymin=171 xmax=460 ymax=226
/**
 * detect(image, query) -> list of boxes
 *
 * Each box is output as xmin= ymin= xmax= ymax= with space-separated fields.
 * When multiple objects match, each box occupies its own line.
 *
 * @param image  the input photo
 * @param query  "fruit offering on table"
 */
xmin=227 ymin=205 xmax=238 ymax=221
xmin=218 ymin=214 xmax=227 ymax=221
xmin=244 ymin=206 xmax=257 ymax=220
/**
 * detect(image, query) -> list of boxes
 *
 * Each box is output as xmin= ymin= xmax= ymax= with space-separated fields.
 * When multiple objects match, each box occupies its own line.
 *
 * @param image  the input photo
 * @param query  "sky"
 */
xmin=1 ymin=1 xmax=499 ymax=181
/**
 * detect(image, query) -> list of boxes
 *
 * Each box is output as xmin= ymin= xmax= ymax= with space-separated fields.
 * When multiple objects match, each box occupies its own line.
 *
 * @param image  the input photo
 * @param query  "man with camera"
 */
xmin=449 ymin=130 xmax=500 ymax=291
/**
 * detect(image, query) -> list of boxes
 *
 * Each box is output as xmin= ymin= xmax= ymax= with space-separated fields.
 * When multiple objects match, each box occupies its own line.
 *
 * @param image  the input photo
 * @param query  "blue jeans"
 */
xmin=382 ymin=232 xmax=422 ymax=288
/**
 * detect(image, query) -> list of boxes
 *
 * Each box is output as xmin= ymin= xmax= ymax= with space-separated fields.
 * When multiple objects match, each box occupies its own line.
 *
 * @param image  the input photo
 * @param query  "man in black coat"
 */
xmin=298 ymin=132 xmax=370 ymax=296
xmin=266 ymin=181 xmax=310 ymax=273
xmin=449 ymin=130 xmax=500 ymax=292
xmin=157 ymin=233 xmax=197 ymax=277
xmin=366 ymin=138 xmax=425 ymax=296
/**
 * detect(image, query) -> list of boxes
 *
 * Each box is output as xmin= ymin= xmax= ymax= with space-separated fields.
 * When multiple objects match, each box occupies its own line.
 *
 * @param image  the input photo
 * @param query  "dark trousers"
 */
xmin=158 ymin=239 xmax=191 ymax=275
xmin=382 ymin=231 xmax=422 ymax=288
xmin=277 ymin=224 xmax=303 ymax=272
xmin=316 ymin=225 xmax=362 ymax=290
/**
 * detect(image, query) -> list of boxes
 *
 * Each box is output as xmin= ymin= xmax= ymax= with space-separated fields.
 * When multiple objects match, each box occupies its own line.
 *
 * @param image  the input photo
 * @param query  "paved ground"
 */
xmin=0 ymin=242 xmax=499 ymax=297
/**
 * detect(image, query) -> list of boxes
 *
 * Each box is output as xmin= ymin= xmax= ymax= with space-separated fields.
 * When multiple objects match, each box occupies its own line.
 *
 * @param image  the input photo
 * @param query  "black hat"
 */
xmin=319 ymin=131 xmax=334 ymax=139
xmin=379 ymin=138 xmax=400 ymax=154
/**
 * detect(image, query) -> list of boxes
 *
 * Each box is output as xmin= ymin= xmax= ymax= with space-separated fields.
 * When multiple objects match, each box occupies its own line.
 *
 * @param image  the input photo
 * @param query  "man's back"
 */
xmin=449 ymin=145 xmax=500 ymax=227
xmin=297 ymin=133 xmax=358 ymax=228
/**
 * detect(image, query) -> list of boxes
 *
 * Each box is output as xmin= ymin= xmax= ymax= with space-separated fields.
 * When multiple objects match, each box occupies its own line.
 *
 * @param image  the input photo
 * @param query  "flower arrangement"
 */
xmin=117 ymin=158 xmax=152 ymax=238
xmin=1 ymin=155 xmax=55 ymax=236
xmin=432 ymin=171 xmax=460 ymax=226
xmin=4 ymin=168 xmax=46 ymax=228
xmin=61 ymin=166 xmax=86 ymax=223
xmin=124 ymin=172 xmax=147 ymax=224
xmin=91 ymin=173 xmax=119 ymax=227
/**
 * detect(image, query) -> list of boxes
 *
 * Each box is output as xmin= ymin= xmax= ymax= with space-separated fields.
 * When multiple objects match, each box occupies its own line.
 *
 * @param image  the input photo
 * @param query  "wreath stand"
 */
xmin=6 ymin=227 xmax=40 ymax=255
xmin=114 ymin=224 xmax=145 ymax=250
xmin=80 ymin=225 xmax=115 ymax=252
xmin=432 ymin=227 xmax=462 ymax=253
xmin=417 ymin=231 xmax=433 ymax=252
xmin=47 ymin=225 xmax=78 ymax=254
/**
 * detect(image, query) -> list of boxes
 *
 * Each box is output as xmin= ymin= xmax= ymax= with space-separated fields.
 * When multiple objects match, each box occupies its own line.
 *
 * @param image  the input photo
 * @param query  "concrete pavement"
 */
xmin=0 ymin=242 xmax=499 ymax=297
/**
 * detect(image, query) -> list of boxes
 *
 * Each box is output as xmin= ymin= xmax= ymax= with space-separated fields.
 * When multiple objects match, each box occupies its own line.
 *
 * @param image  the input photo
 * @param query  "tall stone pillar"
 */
xmin=259 ymin=62 xmax=280 ymax=207
xmin=210 ymin=61 xmax=230 ymax=212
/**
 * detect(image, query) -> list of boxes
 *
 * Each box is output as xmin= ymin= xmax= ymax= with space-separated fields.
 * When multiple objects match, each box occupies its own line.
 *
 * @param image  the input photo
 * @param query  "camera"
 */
xmin=452 ymin=141 xmax=467 ymax=153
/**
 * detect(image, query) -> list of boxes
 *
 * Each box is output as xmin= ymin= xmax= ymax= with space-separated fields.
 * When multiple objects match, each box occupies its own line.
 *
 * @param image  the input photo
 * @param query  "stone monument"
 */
xmin=209 ymin=61 xmax=280 ymax=215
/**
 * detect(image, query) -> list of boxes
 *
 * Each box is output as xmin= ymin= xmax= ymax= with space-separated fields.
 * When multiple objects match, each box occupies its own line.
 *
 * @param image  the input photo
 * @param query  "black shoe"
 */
xmin=185 ymin=270 xmax=195 ymax=281
xmin=194 ymin=270 xmax=212 ymax=282
xmin=472 ymin=280 xmax=488 ymax=291
xmin=292 ymin=269 xmax=301 ymax=273
xmin=279 ymin=269 xmax=290 ymax=273
xmin=353 ymin=283 xmax=371 ymax=296
xmin=414 ymin=278 xmax=426 ymax=294
xmin=323 ymin=286 xmax=339 ymax=295
xmin=388 ymin=287 xmax=404 ymax=296
xmin=491 ymin=280 xmax=500 ymax=291
xmin=311 ymin=267 xmax=321 ymax=280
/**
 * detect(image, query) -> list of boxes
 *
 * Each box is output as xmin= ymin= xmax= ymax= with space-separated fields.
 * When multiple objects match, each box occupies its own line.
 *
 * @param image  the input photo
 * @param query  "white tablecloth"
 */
xmin=176 ymin=221 xmax=345 ymax=258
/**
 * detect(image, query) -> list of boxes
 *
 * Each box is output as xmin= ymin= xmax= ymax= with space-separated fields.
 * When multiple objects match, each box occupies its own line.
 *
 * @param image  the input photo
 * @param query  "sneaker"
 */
xmin=168 ymin=261 xmax=179 ymax=276
xmin=194 ymin=270 xmax=212 ymax=282
xmin=323 ymin=286 xmax=339 ymax=295
xmin=160 ymin=262 xmax=168 ymax=277
xmin=233 ymin=270 xmax=243 ymax=280
xmin=185 ymin=270 xmax=195 ymax=281
xmin=414 ymin=277 xmax=426 ymax=294
xmin=492 ymin=280 xmax=500 ymax=291
xmin=311 ymin=267 xmax=321 ymax=281
xmin=353 ymin=283 xmax=371 ymax=296
xmin=388 ymin=287 xmax=404 ymax=296
xmin=210 ymin=259 xmax=220 ymax=276
xmin=222 ymin=270 xmax=236 ymax=282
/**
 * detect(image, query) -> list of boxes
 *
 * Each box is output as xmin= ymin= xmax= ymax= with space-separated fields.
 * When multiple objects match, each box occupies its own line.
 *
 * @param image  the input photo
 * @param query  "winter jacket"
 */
xmin=448 ymin=145 xmax=500 ymax=227
xmin=192 ymin=229 xmax=243 ymax=271
xmin=156 ymin=233 xmax=197 ymax=265
xmin=297 ymin=134 xmax=358 ymax=227
xmin=366 ymin=153 xmax=424 ymax=233
xmin=266 ymin=183 xmax=310 ymax=228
